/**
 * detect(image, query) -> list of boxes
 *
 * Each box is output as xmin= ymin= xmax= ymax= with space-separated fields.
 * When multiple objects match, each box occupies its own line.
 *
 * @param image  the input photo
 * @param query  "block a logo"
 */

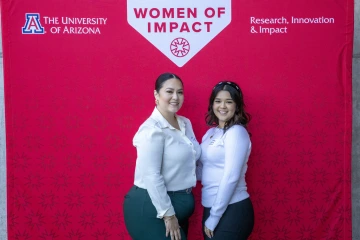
xmin=22 ymin=13 xmax=45 ymax=34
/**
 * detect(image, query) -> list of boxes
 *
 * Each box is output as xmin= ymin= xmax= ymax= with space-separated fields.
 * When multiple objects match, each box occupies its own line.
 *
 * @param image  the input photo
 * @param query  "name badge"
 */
xmin=209 ymin=139 xmax=223 ymax=146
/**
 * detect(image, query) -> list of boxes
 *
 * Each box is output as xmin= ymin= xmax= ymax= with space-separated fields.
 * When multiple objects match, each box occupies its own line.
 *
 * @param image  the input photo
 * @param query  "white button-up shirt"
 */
xmin=133 ymin=107 xmax=201 ymax=218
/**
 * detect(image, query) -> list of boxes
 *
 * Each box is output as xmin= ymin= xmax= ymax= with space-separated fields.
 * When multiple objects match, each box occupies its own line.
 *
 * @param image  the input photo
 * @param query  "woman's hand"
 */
xmin=164 ymin=215 xmax=181 ymax=240
xmin=204 ymin=225 xmax=214 ymax=238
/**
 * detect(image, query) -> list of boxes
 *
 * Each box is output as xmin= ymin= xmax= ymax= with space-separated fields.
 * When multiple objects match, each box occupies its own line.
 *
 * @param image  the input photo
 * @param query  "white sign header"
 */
xmin=127 ymin=0 xmax=232 ymax=67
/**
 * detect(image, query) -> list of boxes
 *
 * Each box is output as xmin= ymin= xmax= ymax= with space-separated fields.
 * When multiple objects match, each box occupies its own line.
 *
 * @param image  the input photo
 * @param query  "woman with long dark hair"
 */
xmin=197 ymin=81 xmax=254 ymax=240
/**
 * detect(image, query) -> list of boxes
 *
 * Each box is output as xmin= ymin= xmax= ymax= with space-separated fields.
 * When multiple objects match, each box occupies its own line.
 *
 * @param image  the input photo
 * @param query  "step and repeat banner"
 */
xmin=1 ymin=0 xmax=353 ymax=239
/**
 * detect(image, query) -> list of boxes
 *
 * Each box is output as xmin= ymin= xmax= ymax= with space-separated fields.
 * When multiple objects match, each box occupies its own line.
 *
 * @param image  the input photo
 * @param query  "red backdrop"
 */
xmin=1 ymin=0 xmax=353 ymax=239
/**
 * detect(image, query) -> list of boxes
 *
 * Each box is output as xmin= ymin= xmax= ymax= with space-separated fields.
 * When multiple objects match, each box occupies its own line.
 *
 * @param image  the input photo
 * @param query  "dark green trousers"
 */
xmin=123 ymin=186 xmax=195 ymax=240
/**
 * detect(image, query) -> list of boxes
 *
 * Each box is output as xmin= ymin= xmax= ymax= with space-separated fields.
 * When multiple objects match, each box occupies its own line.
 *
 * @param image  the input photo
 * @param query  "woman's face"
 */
xmin=212 ymin=90 xmax=236 ymax=128
xmin=155 ymin=78 xmax=184 ymax=116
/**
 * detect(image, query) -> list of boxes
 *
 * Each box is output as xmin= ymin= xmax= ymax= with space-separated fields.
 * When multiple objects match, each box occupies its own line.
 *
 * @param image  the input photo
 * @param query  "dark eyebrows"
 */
xmin=214 ymin=97 xmax=233 ymax=101
xmin=165 ymin=88 xmax=183 ymax=91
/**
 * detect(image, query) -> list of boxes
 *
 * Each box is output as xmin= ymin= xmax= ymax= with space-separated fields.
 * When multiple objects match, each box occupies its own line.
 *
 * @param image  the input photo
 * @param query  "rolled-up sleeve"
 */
xmin=133 ymin=125 xmax=175 ymax=218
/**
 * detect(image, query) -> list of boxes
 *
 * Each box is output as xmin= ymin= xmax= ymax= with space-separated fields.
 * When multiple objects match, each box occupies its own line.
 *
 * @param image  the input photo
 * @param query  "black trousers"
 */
xmin=123 ymin=186 xmax=195 ymax=240
xmin=202 ymin=198 xmax=254 ymax=240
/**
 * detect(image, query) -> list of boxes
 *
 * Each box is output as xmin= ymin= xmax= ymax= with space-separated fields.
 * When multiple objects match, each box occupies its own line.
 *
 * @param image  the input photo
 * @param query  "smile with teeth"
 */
xmin=170 ymin=102 xmax=179 ymax=106
xmin=218 ymin=110 xmax=228 ymax=115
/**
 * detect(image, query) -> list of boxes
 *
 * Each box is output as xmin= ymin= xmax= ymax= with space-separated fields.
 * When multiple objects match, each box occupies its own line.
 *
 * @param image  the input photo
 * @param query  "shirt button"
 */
xmin=190 ymin=143 xmax=193 ymax=145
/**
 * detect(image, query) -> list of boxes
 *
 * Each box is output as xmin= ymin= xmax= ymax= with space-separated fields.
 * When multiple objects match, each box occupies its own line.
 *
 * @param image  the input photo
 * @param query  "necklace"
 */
xmin=209 ymin=126 xmax=223 ymax=139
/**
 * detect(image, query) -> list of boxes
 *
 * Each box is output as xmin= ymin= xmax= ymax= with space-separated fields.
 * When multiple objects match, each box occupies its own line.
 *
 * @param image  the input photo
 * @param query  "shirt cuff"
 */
xmin=205 ymin=215 xmax=221 ymax=231
xmin=159 ymin=206 xmax=176 ymax=218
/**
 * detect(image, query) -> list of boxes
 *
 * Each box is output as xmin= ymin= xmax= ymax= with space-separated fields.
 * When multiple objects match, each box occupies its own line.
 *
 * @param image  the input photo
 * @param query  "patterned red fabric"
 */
xmin=1 ymin=0 xmax=353 ymax=239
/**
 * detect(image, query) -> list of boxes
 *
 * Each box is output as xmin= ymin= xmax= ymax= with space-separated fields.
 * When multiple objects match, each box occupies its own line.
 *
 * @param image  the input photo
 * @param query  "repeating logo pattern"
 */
xmin=4 ymin=79 xmax=352 ymax=239
xmin=4 ymin=1 xmax=353 ymax=240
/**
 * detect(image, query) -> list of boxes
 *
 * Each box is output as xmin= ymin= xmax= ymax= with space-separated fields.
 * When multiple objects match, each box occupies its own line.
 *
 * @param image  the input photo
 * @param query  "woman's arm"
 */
xmin=183 ymin=117 xmax=202 ymax=181
xmin=134 ymin=125 xmax=175 ymax=218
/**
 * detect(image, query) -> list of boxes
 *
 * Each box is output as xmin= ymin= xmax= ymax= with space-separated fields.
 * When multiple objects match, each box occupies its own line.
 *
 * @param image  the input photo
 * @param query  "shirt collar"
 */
xmin=151 ymin=107 xmax=185 ymax=132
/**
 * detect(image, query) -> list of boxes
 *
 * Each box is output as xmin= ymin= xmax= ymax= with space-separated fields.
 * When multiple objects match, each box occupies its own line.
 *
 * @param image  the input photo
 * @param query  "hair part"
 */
xmin=155 ymin=73 xmax=183 ymax=93
xmin=205 ymin=81 xmax=251 ymax=134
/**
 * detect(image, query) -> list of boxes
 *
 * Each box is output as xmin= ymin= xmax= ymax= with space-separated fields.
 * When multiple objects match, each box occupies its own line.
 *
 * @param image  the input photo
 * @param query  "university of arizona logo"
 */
xmin=22 ymin=13 xmax=44 ymax=34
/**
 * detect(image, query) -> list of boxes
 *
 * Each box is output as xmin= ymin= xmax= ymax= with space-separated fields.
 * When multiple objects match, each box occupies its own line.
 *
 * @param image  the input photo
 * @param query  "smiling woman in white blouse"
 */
xmin=197 ymin=81 xmax=254 ymax=240
xmin=123 ymin=73 xmax=201 ymax=240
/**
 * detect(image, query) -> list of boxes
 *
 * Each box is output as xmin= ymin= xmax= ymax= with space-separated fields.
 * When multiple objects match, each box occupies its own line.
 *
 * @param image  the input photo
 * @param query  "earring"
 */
xmin=155 ymin=99 xmax=159 ymax=105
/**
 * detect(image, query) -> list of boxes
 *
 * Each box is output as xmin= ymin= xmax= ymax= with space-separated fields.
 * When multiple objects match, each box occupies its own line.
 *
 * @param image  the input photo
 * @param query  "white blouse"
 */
xmin=133 ymin=107 xmax=201 ymax=218
xmin=198 ymin=125 xmax=251 ymax=231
